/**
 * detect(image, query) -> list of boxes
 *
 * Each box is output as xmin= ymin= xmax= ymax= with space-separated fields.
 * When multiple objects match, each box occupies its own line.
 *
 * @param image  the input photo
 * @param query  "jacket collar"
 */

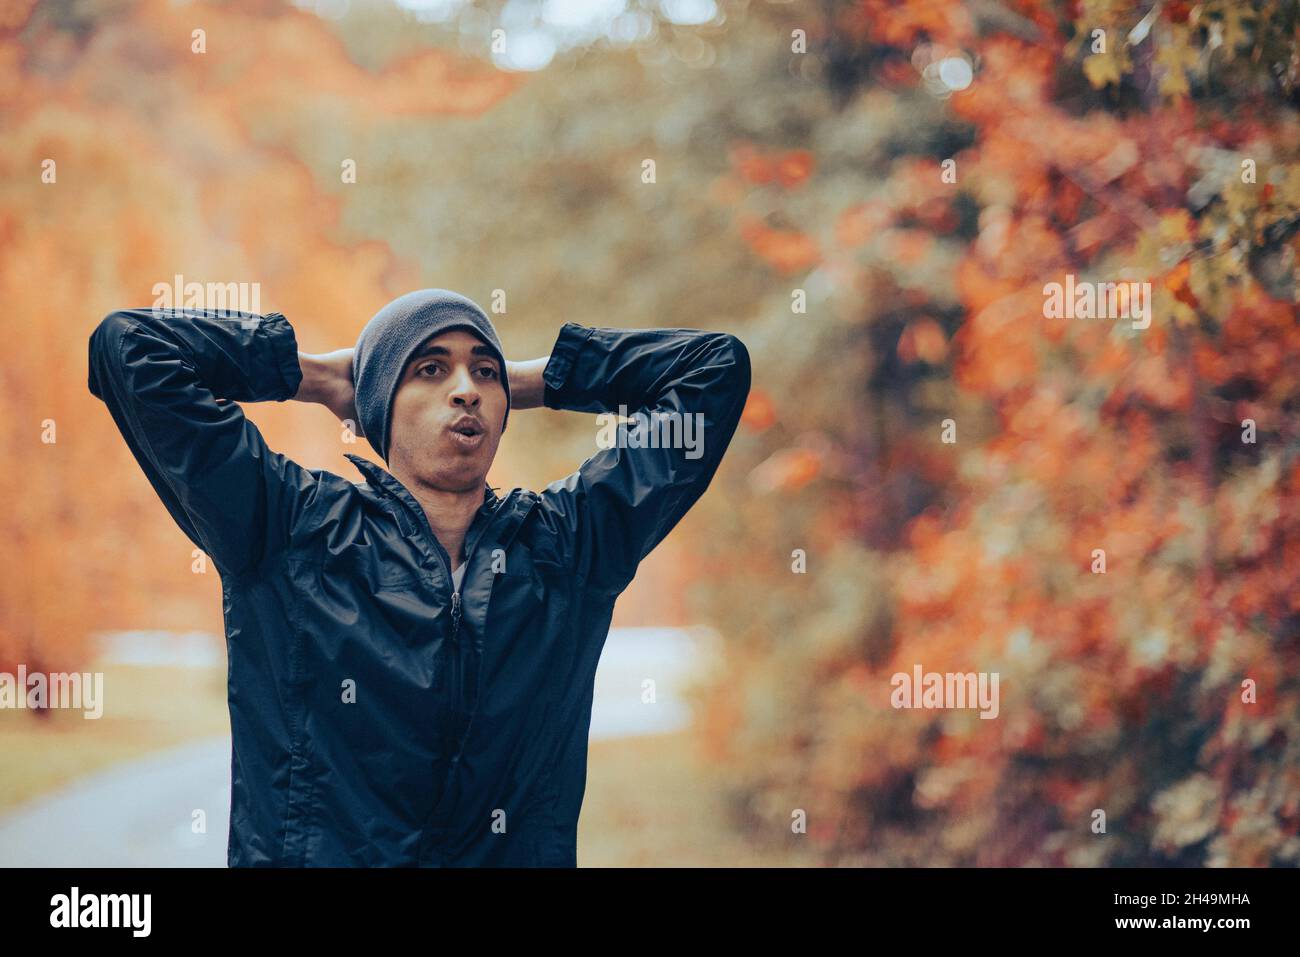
xmin=344 ymin=452 xmax=498 ymax=511
xmin=342 ymin=453 xmax=532 ymax=557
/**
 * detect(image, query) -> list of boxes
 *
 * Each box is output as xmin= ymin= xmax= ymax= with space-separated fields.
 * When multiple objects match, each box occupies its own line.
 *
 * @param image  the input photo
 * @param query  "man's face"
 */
xmin=386 ymin=328 xmax=506 ymax=492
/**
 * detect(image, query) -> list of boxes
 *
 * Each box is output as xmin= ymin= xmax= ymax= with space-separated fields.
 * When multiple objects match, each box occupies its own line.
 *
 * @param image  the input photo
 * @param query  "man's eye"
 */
xmin=476 ymin=367 xmax=499 ymax=379
xmin=417 ymin=364 xmax=441 ymax=377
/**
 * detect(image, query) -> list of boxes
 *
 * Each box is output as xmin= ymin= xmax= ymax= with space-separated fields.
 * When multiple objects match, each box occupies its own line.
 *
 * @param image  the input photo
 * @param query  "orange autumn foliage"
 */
xmin=693 ymin=0 xmax=1300 ymax=867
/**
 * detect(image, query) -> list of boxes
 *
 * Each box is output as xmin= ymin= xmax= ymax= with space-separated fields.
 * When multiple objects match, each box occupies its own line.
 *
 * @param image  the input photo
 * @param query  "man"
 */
xmin=87 ymin=288 xmax=751 ymax=866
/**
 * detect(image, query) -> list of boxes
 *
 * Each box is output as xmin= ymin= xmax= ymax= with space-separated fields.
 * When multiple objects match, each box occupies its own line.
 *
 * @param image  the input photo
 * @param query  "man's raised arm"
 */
xmin=87 ymin=307 xmax=318 ymax=580
xmin=527 ymin=322 xmax=752 ymax=594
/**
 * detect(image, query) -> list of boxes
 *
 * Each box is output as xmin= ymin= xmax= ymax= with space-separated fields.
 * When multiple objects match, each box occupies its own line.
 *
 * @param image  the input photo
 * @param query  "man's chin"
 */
xmin=421 ymin=457 xmax=493 ymax=493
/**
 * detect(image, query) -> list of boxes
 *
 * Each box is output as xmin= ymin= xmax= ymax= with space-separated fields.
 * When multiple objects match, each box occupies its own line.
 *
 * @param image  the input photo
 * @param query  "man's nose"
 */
xmin=448 ymin=367 xmax=481 ymax=407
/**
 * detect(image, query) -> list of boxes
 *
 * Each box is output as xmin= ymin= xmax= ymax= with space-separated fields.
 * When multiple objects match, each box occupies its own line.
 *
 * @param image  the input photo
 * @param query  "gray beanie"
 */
xmin=352 ymin=289 xmax=510 ymax=461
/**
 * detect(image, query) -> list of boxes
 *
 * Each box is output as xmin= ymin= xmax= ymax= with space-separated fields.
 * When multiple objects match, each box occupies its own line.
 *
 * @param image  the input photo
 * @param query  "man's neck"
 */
xmin=392 ymin=471 xmax=484 ymax=571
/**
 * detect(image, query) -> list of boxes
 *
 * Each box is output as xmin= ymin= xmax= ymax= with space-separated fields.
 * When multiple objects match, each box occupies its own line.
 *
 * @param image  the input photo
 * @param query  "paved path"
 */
xmin=0 ymin=736 xmax=232 ymax=867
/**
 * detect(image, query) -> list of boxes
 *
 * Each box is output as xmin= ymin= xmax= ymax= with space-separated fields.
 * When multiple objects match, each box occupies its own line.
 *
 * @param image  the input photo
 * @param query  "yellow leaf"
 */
xmin=1083 ymin=51 xmax=1123 ymax=88
xmin=1220 ymin=5 xmax=1255 ymax=55
xmin=1156 ymin=22 xmax=1200 ymax=96
xmin=1159 ymin=67 xmax=1190 ymax=97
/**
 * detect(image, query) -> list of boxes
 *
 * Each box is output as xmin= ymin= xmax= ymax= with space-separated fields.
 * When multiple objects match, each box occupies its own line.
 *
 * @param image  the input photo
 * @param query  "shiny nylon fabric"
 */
xmin=87 ymin=307 xmax=751 ymax=866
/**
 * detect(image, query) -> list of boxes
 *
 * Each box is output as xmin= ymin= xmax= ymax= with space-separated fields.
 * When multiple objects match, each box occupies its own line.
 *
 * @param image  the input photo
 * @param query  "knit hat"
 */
xmin=352 ymin=289 xmax=510 ymax=461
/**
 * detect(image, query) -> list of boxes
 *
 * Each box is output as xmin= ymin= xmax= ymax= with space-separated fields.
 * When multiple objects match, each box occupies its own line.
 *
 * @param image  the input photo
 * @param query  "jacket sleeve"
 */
xmin=87 ymin=307 xmax=314 ymax=580
xmin=538 ymin=322 xmax=751 ymax=594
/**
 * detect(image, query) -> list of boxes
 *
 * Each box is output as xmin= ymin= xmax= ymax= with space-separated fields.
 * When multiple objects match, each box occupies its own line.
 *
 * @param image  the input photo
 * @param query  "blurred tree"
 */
xmin=692 ymin=0 xmax=1300 ymax=866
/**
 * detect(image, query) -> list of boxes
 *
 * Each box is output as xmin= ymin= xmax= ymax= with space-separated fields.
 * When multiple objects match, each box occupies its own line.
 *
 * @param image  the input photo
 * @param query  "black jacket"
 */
xmin=87 ymin=307 xmax=750 ymax=866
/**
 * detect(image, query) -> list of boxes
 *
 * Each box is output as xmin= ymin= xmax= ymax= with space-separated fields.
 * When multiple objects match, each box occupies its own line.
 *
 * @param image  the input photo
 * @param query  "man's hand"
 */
xmin=295 ymin=348 xmax=362 ymax=434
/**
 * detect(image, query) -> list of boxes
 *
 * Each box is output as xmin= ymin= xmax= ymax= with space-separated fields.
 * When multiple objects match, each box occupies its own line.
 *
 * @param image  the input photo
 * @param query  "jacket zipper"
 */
xmin=425 ymin=507 xmax=497 ymax=643
xmin=346 ymin=455 xmax=502 ymax=633
xmin=394 ymin=490 xmax=499 ymax=642
xmin=426 ymin=506 xmax=498 ymax=776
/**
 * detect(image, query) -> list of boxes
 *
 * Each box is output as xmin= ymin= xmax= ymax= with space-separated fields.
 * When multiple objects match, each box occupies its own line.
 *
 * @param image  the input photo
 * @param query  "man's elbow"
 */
xmin=89 ymin=309 xmax=135 ymax=355
xmin=88 ymin=310 xmax=143 ymax=398
xmin=716 ymin=332 xmax=752 ymax=399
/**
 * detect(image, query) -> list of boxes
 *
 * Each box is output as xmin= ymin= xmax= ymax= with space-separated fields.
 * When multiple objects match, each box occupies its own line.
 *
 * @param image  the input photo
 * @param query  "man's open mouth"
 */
xmin=448 ymin=418 xmax=486 ymax=447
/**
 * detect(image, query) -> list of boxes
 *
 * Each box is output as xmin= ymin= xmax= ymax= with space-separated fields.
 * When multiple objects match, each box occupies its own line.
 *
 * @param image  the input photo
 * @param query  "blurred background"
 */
xmin=1 ymin=0 xmax=1298 ymax=866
